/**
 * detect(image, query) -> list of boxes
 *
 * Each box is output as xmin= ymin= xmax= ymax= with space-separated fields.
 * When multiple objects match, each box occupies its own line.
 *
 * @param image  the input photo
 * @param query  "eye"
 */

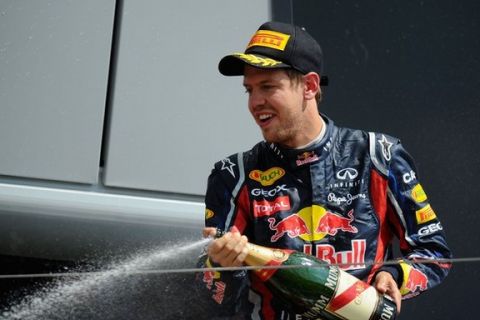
xmin=261 ymin=84 xmax=276 ymax=92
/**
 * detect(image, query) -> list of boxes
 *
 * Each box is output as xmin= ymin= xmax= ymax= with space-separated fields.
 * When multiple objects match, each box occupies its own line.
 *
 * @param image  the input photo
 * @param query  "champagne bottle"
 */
xmin=215 ymin=230 xmax=397 ymax=320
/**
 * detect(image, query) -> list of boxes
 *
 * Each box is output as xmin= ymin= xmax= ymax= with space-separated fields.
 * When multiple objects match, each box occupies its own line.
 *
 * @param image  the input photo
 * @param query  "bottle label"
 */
xmin=245 ymin=244 xmax=291 ymax=281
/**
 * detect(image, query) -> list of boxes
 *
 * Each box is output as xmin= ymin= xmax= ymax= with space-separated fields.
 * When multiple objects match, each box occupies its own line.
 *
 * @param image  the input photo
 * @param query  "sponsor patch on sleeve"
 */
xmin=205 ymin=209 xmax=214 ymax=220
xmin=415 ymin=204 xmax=437 ymax=224
xmin=411 ymin=184 xmax=428 ymax=203
xmin=399 ymin=262 xmax=428 ymax=297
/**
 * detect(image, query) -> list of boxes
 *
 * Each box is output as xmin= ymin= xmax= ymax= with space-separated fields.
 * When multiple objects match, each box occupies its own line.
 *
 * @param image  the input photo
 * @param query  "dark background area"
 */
xmin=273 ymin=0 xmax=479 ymax=319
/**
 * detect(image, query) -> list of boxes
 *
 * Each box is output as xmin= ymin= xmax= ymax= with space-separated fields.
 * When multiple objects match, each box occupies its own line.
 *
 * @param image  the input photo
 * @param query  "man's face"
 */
xmin=243 ymin=66 xmax=307 ymax=147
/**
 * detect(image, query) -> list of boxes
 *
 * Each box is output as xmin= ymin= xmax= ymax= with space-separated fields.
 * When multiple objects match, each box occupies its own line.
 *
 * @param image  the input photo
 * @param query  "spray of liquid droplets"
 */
xmin=1 ymin=238 xmax=212 ymax=320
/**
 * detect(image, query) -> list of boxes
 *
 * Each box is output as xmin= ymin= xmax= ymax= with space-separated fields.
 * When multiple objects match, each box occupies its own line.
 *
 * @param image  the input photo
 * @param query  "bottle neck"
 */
xmin=245 ymin=243 xmax=291 ymax=281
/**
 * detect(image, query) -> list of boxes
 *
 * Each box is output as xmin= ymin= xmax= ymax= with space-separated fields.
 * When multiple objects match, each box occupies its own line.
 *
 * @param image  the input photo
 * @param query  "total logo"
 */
xmin=267 ymin=205 xmax=358 ymax=243
xmin=253 ymin=196 xmax=291 ymax=217
xmin=249 ymin=167 xmax=285 ymax=186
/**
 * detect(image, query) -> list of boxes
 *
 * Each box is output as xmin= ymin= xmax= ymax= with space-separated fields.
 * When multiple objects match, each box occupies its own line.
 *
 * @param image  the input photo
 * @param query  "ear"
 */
xmin=303 ymin=72 xmax=320 ymax=100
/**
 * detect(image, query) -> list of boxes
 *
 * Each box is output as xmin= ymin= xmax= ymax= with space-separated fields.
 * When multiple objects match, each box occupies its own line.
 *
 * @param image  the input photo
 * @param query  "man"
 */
xmin=196 ymin=21 xmax=451 ymax=319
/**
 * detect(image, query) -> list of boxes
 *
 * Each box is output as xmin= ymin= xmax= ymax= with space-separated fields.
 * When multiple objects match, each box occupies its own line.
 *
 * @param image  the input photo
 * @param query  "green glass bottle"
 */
xmin=243 ymin=242 xmax=397 ymax=320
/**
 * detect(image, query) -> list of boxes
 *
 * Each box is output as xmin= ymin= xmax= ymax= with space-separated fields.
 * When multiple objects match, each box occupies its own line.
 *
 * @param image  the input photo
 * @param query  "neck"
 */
xmin=295 ymin=115 xmax=326 ymax=149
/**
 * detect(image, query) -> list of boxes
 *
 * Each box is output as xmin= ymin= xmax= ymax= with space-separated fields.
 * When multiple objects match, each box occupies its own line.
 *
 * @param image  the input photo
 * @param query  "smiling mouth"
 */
xmin=258 ymin=114 xmax=273 ymax=124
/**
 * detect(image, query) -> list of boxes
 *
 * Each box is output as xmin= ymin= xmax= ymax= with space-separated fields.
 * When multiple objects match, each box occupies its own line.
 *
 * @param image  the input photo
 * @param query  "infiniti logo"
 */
xmin=336 ymin=168 xmax=358 ymax=180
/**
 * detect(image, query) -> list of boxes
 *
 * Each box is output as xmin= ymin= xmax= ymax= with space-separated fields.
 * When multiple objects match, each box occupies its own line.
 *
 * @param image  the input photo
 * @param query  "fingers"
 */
xmin=207 ymin=228 xmax=249 ymax=267
xmin=373 ymin=271 xmax=402 ymax=314
xmin=202 ymin=227 xmax=217 ymax=238
xmin=222 ymin=234 xmax=249 ymax=266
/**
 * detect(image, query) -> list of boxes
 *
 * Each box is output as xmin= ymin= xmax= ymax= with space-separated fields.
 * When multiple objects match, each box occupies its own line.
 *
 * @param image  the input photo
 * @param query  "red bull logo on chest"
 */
xmin=267 ymin=205 xmax=358 ymax=243
xmin=315 ymin=239 xmax=366 ymax=270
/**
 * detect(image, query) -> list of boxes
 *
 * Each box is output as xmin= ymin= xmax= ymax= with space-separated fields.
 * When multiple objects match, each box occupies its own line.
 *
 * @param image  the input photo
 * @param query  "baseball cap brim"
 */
xmin=218 ymin=52 xmax=291 ymax=76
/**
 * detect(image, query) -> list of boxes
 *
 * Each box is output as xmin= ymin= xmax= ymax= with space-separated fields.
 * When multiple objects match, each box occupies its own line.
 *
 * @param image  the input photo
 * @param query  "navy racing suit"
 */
xmin=196 ymin=115 xmax=451 ymax=319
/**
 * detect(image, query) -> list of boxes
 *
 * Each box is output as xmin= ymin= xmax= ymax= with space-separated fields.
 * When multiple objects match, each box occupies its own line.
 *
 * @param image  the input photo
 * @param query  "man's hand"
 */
xmin=373 ymin=271 xmax=402 ymax=314
xmin=203 ymin=226 xmax=249 ymax=267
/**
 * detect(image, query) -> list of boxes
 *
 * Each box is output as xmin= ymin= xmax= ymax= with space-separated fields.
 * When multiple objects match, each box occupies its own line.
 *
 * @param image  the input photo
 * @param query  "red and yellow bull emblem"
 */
xmin=205 ymin=209 xmax=214 ymax=220
xmin=296 ymin=151 xmax=319 ymax=166
xmin=203 ymin=259 xmax=225 ymax=303
xmin=415 ymin=204 xmax=437 ymax=224
xmin=249 ymin=167 xmax=285 ymax=186
xmin=247 ymin=29 xmax=290 ymax=51
xmin=411 ymin=184 xmax=428 ymax=203
xmin=399 ymin=263 xmax=428 ymax=297
xmin=267 ymin=205 xmax=358 ymax=243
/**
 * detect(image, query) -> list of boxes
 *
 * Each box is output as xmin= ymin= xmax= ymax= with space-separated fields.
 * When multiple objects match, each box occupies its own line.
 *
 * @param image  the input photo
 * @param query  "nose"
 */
xmin=248 ymin=89 xmax=266 ymax=111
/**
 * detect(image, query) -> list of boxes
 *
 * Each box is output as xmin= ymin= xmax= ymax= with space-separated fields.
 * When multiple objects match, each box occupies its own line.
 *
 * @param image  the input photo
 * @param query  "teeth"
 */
xmin=259 ymin=114 xmax=272 ymax=120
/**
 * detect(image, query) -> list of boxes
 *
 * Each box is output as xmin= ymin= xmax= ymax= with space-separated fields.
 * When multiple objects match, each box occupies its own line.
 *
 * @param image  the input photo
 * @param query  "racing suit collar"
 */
xmin=268 ymin=114 xmax=334 ymax=168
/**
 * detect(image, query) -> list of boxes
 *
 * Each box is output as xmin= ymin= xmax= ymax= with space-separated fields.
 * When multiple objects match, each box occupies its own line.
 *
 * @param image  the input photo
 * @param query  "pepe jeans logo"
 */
xmin=328 ymin=192 xmax=366 ymax=205
xmin=336 ymin=168 xmax=358 ymax=180
xmin=249 ymin=167 xmax=286 ymax=186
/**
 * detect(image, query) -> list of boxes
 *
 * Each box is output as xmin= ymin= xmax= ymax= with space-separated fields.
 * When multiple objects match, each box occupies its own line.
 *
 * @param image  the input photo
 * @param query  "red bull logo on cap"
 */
xmin=267 ymin=205 xmax=358 ymax=243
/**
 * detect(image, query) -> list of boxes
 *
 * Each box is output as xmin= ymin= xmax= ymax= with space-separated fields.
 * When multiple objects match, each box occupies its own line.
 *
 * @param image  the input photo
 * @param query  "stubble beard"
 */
xmin=261 ymin=117 xmax=299 ymax=147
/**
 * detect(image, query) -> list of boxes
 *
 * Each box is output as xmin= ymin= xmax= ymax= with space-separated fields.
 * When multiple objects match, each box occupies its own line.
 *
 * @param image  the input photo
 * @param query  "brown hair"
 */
xmin=284 ymin=69 xmax=322 ymax=104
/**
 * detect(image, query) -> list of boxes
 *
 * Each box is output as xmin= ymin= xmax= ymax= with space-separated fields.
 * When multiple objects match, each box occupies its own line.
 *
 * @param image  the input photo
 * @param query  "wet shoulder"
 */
xmin=332 ymin=126 xmax=370 ymax=158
